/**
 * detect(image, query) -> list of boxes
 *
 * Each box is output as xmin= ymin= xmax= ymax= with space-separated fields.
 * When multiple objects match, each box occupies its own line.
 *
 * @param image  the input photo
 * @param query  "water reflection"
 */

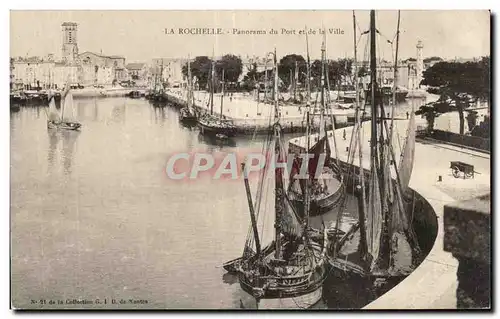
xmin=47 ymin=129 xmax=59 ymax=173
xmin=152 ymin=107 xmax=167 ymax=126
xmin=222 ymin=272 xmax=238 ymax=285
xmin=60 ymin=130 xmax=79 ymax=175
xmin=93 ymin=99 xmax=99 ymax=121
xmin=111 ymin=102 xmax=127 ymax=124
xmin=197 ymin=133 xmax=237 ymax=148
xmin=76 ymin=99 xmax=87 ymax=119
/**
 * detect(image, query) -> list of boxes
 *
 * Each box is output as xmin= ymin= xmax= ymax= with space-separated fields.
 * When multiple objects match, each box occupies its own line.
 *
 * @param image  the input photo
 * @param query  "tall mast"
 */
xmin=220 ymin=69 xmax=225 ymax=120
xmin=187 ymin=56 xmax=193 ymax=109
xmin=272 ymin=49 xmax=282 ymax=259
xmin=354 ymin=10 xmax=368 ymax=261
xmin=160 ymin=60 xmax=164 ymax=92
xmin=369 ymin=10 xmax=378 ymax=170
xmin=305 ymin=26 xmax=311 ymax=103
xmin=242 ymin=163 xmax=261 ymax=257
xmin=303 ymin=26 xmax=312 ymax=230
xmin=210 ymin=48 xmax=215 ymax=115
xmin=370 ymin=9 xmax=391 ymax=271
xmin=320 ymin=32 xmax=326 ymax=137
xmin=294 ymin=60 xmax=298 ymax=101
xmin=264 ymin=64 xmax=268 ymax=101
xmin=389 ymin=10 xmax=401 ymax=140
xmin=304 ymin=55 xmax=312 ymax=230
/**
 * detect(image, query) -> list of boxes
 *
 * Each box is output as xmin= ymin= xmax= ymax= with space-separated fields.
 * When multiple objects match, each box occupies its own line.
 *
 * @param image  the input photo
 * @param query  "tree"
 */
xmin=278 ymin=54 xmax=306 ymax=87
xmin=415 ymin=101 xmax=451 ymax=133
xmin=421 ymin=59 xmax=490 ymax=134
xmin=327 ymin=58 xmax=353 ymax=89
xmin=423 ymin=56 xmax=443 ymax=64
xmin=308 ymin=58 xmax=353 ymax=90
xmin=358 ymin=66 xmax=368 ymax=77
xmin=182 ymin=56 xmax=213 ymax=89
xmin=240 ymin=62 xmax=258 ymax=91
xmin=215 ymin=54 xmax=243 ymax=84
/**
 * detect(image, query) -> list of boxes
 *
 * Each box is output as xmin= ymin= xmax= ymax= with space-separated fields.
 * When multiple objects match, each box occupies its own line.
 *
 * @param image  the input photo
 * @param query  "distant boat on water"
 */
xmin=197 ymin=63 xmax=237 ymax=137
xmin=46 ymin=88 xmax=82 ymax=131
xmin=179 ymin=57 xmax=198 ymax=125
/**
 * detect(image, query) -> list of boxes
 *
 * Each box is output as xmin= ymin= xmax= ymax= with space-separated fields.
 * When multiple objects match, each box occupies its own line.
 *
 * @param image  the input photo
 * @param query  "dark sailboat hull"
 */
xmin=289 ymin=165 xmax=346 ymax=217
xmin=47 ymin=121 xmax=82 ymax=131
xmin=179 ymin=108 xmax=197 ymax=124
xmin=233 ymin=236 xmax=328 ymax=309
xmin=222 ymin=257 xmax=242 ymax=274
xmin=197 ymin=120 xmax=237 ymax=137
xmin=238 ymin=263 xmax=325 ymax=309
xmin=291 ymin=182 xmax=345 ymax=217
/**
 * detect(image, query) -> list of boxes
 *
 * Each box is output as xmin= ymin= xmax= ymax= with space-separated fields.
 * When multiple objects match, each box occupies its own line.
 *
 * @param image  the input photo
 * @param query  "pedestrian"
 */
xmin=343 ymin=129 xmax=346 ymax=141
xmin=406 ymin=111 xmax=409 ymax=119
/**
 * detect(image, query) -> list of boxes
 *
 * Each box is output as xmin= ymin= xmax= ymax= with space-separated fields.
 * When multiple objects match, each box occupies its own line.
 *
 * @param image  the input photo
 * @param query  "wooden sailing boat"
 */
xmin=287 ymin=34 xmax=345 ymax=217
xmin=180 ymin=57 xmax=198 ymax=124
xmin=47 ymin=85 xmax=81 ymax=131
xmin=329 ymin=10 xmax=421 ymax=279
xmin=147 ymin=61 xmax=167 ymax=104
xmin=197 ymin=54 xmax=237 ymax=137
xmin=223 ymin=50 xmax=328 ymax=309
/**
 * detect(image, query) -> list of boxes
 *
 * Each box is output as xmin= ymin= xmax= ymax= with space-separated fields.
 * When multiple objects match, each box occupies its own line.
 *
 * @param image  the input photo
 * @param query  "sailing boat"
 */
xmin=47 ymin=86 xmax=81 ymax=131
xmin=147 ymin=61 xmax=167 ymax=104
xmin=287 ymin=34 xmax=345 ymax=217
xmin=197 ymin=56 xmax=237 ymax=138
xmin=329 ymin=10 xmax=421 ymax=279
xmin=180 ymin=57 xmax=198 ymax=124
xmin=223 ymin=50 xmax=328 ymax=309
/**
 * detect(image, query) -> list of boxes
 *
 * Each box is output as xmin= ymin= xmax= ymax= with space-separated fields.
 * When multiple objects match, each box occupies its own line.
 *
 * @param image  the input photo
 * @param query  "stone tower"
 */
xmin=416 ymin=40 xmax=424 ymax=88
xmin=61 ymin=22 xmax=79 ymax=63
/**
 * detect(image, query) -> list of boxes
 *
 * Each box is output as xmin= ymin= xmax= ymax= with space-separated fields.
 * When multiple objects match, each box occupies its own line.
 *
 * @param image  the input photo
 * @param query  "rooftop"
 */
xmin=126 ymin=63 xmax=146 ymax=70
xmin=79 ymin=51 xmax=125 ymax=60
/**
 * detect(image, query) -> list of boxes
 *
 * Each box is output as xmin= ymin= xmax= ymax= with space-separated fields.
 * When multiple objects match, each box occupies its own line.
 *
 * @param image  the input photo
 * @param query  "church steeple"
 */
xmin=61 ymin=22 xmax=79 ymax=64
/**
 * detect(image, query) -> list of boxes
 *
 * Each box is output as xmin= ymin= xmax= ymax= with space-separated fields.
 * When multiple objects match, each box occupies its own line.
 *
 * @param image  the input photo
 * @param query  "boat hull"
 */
xmin=238 ymin=266 xmax=325 ymax=309
xmin=47 ymin=121 xmax=82 ymax=131
xmin=289 ymin=169 xmax=345 ymax=217
xmin=291 ymin=184 xmax=345 ymax=217
xmin=197 ymin=121 xmax=237 ymax=137
xmin=239 ymin=284 xmax=323 ymax=309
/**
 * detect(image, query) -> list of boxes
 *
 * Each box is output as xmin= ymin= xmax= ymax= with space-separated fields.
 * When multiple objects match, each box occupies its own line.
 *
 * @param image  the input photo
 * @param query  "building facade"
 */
xmin=12 ymin=57 xmax=57 ymax=89
xmin=151 ymin=58 xmax=185 ymax=86
xmin=11 ymin=21 xmax=130 ymax=90
xmin=126 ymin=62 xmax=149 ymax=84
xmin=79 ymin=51 xmax=127 ymax=84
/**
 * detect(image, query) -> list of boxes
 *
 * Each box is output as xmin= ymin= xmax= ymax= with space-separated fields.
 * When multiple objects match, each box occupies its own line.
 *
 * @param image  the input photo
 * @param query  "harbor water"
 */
xmin=10 ymin=96 xmax=429 ymax=309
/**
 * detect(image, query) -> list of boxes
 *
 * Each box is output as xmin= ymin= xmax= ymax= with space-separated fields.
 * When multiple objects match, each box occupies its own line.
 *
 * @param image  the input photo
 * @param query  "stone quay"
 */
xmin=164 ymin=88 xmax=359 ymax=134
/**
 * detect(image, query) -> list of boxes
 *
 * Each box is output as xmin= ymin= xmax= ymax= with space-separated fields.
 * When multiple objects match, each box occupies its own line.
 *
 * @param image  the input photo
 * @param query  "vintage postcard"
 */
xmin=10 ymin=10 xmax=491 ymax=310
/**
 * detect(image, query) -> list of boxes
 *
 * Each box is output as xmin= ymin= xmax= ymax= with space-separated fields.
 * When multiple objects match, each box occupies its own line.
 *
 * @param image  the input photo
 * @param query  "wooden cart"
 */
xmin=450 ymin=161 xmax=475 ymax=179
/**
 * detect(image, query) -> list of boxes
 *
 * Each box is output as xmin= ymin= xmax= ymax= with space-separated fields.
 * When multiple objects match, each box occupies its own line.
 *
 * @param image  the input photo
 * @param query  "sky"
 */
xmin=10 ymin=10 xmax=490 ymax=63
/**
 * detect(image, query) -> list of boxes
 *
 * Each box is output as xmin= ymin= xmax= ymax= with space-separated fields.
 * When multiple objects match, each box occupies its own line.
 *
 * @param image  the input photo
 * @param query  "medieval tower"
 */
xmin=61 ymin=22 xmax=79 ymax=63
